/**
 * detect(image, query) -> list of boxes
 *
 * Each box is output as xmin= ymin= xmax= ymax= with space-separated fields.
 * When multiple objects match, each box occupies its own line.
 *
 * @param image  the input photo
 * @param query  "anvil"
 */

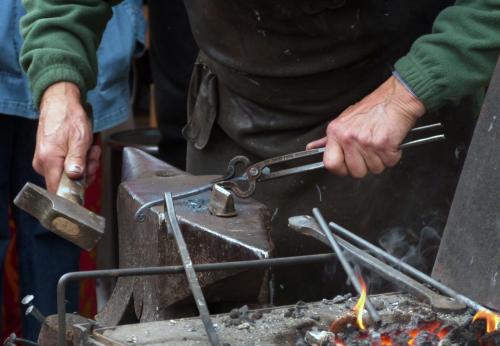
xmin=96 ymin=148 xmax=272 ymax=325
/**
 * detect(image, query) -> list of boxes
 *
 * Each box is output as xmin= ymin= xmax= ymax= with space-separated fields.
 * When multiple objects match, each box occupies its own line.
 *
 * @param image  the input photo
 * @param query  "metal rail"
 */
xmin=164 ymin=192 xmax=220 ymax=345
xmin=57 ymin=253 xmax=336 ymax=345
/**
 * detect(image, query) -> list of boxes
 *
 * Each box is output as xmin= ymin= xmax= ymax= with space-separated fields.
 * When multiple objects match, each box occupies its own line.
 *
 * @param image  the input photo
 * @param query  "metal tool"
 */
xmin=3 ymin=333 xmax=38 ymax=346
xmin=25 ymin=305 xmax=46 ymax=325
xmin=327 ymin=220 xmax=488 ymax=312
xmin=221 ymin=130 xmax=445 ymax=198
xmin=208 ymin=184 xmax=237 ymax=217
xmin=135 ymin=124 xmax=445 ymax=221
xmin=164 ymin=192 xmax=221 ymax=346
xmin=290 ymin=215 xmax=466 ymax=312
xmin=312 ymin=209 xmax=381 ymax=323
xmin=21 ymin=295 xmax=34 ymax=306
xmin=14 ymin=173 xmax=105 ymax=251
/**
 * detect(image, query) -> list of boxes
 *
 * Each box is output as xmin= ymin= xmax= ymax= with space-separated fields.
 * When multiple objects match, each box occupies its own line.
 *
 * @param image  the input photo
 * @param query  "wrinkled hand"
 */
xmin=33 ymin=82 xmax=101 ymax=192
xmin=307 ymin=76 xmax=426 ymax=178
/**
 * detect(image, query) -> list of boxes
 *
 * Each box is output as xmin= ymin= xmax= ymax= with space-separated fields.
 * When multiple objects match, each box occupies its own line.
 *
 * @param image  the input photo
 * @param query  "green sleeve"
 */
xmin=395 ymin=0 xmax=500 ymax=112
xmin=20 ymin=0 xmax=122 ymax=108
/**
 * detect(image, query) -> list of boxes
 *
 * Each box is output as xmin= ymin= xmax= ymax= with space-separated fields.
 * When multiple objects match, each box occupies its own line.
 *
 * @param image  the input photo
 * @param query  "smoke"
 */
xmin=361 ymin=222 xmax=443 ymax=294
xmin=378 ymin=225 xmax=441 ymax=273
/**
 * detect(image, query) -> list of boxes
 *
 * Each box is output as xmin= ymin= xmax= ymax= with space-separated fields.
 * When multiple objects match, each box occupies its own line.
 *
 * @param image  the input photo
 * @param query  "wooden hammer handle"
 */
xmin=56 ymin=173 xmax=85 ymax=205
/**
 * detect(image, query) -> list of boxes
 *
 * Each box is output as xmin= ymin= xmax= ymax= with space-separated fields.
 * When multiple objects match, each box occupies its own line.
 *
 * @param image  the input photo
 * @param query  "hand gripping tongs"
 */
xmin=217 ymin=123 xmax=445 ymax=198
xmin=134 ymin=123 xmax=444 ymax=221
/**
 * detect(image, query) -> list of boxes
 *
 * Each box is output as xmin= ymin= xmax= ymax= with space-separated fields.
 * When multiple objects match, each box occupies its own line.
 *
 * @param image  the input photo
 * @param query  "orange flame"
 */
xmin=473 ymin=309 xmax=500 ymax=334
xmin=353 ymin=274 xmax=367 ymax=331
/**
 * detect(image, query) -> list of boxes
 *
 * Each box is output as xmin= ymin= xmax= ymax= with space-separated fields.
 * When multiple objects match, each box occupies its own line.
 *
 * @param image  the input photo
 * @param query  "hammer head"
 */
xmin=14 ymin=183 xmax=105 ymax=251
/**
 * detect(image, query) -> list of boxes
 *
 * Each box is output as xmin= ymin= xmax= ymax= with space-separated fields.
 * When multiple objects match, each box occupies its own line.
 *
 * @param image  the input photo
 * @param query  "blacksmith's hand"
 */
xmin=306 ymin=76 xmax=425 ymax=178
xmin=33 ymin=82 xmax=100 ymax=193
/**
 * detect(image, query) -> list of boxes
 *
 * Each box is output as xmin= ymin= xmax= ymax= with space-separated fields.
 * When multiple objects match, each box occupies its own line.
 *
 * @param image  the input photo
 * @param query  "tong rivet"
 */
xmin=248 ymin=167 xmax=259 ymax=177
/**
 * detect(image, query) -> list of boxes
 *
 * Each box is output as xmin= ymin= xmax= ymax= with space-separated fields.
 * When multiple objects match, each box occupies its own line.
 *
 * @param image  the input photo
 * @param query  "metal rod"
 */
xmin=312 ymin=208 xmax=381 ymax=323
xmin=262 ymin=134 xmax=445 ymax=182
xmin=164 ymin=192 xmax=220 ymax=346
xmin=328 ymin=221 xmax=488 ymax=312
xmin=409 ymin=123 xmax=443 ymax=133
xmin=57 ymin=253 xmax=336 ymax=346
xmin=400 ymin=134 xmax=445 ymax=149
xmin=134 ymin=183 xmax=212 ymax=221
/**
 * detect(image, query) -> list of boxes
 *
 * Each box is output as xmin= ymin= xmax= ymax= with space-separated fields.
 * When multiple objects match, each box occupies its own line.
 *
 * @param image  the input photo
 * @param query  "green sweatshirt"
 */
xmin=20 ymin=0 xmax=500 ymax=112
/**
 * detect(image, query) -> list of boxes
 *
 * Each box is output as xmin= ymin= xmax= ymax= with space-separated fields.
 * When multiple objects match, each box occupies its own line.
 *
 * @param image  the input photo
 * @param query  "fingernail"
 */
xmin=68 ymin=164 xmax=82 ymax=174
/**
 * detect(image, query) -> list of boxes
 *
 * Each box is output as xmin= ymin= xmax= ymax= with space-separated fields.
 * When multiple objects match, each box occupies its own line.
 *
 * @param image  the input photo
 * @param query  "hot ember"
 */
xmin=330 ymin=282 xmax=455 ymax=345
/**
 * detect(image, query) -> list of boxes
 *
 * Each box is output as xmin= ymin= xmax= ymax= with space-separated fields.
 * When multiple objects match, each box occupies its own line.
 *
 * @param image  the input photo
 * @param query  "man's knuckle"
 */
xmin=326 ymin=123 xmax=338 ymax=136
xmin=386 ymin=153 xmax=401 ymax=167
xmin=358 ymin=134 xmax=372 ymax=147
xmin=373 ymin=135 xmax=389 ymax=150
xmin=323 ymin=157 xmax=341 ymax=172
xmin=341 ymin=131 xmax=356 ymax=144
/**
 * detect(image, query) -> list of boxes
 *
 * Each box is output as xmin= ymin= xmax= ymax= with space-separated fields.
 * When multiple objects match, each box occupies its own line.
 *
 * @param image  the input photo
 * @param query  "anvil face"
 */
xmin=97 ymin=148 xmax=271 ymax=325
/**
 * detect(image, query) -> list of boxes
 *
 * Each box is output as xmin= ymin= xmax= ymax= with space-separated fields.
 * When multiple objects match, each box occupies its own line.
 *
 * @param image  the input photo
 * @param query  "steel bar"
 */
xmin=312 ymin=208 xmax=381 ymax=323
xmin=57 ymin=253 xmax=335 ymax=346
xmin=164 ymin=192 xmax=220 ymax=346
xmin=329 ymin=221 xmax=488 ymax=312
xmin=410 ymin=123 xmax=443 ymax=133
xmin=399 ymin=134 xmax=445 ymax=149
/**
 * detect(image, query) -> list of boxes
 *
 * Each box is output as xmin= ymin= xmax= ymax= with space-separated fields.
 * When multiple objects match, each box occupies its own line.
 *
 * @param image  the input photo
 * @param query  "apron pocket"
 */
xmin=182 ymin=58 xmax=218 ymax=150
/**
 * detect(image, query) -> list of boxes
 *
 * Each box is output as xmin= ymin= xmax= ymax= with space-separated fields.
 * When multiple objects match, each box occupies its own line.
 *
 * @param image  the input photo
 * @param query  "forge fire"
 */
xmin=322 ymin=280 xmax=500 ymax=346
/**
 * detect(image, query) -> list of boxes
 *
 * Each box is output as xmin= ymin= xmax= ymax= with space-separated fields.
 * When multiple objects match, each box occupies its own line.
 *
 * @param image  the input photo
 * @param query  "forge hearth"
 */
xmin=84 ymin=293 xmax=476 ymax=345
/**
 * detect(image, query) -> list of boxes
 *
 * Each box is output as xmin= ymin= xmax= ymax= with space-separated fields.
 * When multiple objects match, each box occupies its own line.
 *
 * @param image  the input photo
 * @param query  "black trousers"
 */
xmin=148 ymin=0 xmax=198 ymax=169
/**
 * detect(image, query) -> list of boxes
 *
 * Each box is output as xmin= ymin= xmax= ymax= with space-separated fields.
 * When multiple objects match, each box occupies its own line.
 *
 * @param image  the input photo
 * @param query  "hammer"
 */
xmin=14 ymin=173 xmax=105 ymax=251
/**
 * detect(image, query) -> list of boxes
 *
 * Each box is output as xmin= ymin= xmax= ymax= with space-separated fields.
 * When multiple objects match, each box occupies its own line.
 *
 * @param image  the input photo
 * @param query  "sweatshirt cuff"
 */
xmin=31 ymin=64 xmax=87 ymax=110
xmin=394 ymin=55 xmax=443 ymax=112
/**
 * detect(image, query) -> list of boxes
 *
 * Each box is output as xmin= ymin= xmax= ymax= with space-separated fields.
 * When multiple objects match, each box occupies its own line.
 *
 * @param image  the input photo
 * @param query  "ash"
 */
xmin=98 ymin=293 xmax=473 ymax=345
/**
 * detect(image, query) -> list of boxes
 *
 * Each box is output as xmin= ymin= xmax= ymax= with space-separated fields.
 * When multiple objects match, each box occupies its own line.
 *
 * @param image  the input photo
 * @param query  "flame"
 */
xmin=473 ymin=309 xmax=500 ymax=334
xmin=353 ymin=274 xmax=368 ymax=331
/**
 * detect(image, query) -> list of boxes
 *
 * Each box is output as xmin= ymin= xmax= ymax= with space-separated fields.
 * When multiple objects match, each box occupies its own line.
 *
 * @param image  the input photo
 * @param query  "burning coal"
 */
xmin=326 ymin=279 xmax=500 ymax=345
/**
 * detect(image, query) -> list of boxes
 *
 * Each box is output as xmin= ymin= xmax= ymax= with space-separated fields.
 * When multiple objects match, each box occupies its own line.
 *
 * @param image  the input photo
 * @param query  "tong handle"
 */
xmin=224 ymin=123 xmax=445 ymax=197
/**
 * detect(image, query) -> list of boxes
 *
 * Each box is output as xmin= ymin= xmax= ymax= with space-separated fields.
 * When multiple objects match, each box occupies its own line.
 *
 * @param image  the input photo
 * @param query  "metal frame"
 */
xmin=57 ymin=253 xmax=336 ymax=345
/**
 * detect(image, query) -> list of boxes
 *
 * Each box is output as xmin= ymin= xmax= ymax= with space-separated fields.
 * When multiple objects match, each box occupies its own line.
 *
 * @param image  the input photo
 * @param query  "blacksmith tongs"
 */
xmin=134 ymin=123 xmax=444 ymax=221
xmin=218 ymin=123 xmax=445 ymax=198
